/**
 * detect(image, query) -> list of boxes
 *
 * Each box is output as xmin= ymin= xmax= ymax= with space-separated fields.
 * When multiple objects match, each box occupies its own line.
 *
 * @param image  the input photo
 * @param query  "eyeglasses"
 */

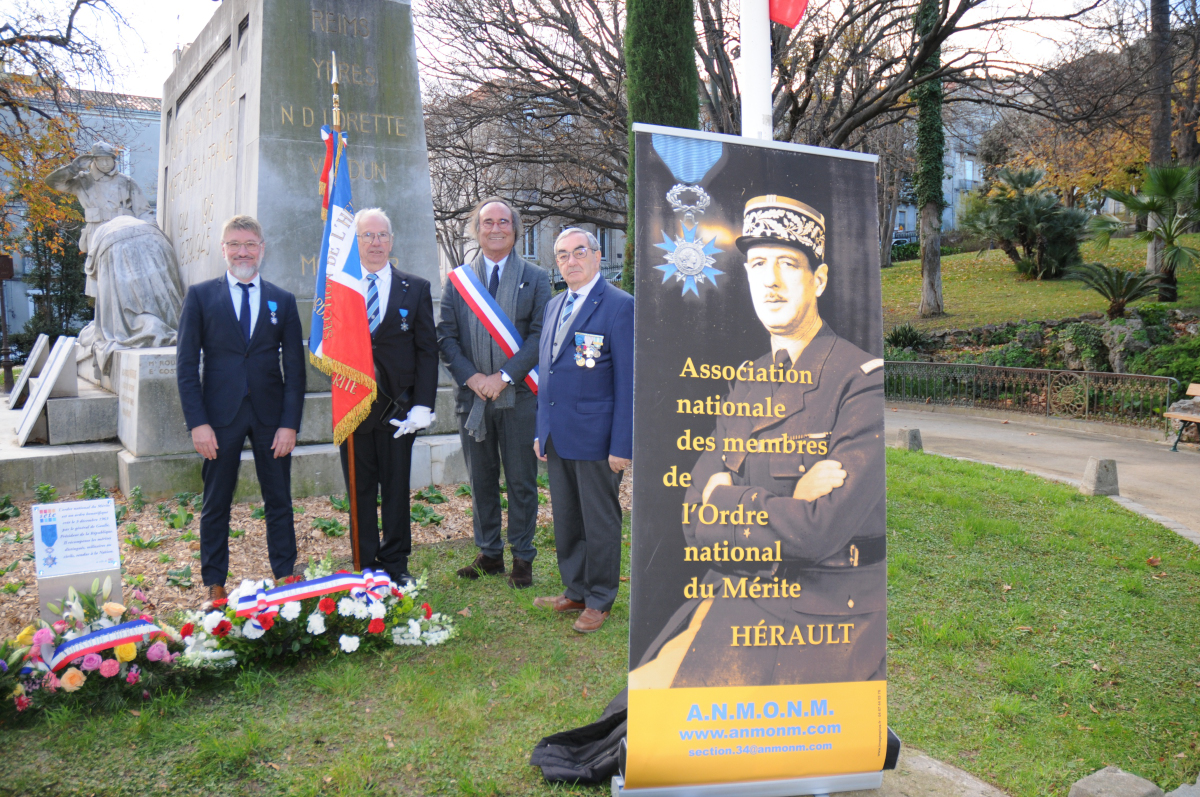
xmin=222 ymin=241 xmax=261 ymax=252
xmin=357 ymin=232 xmax=392 ymax=243
xmin=555 ymin=246 xmax=593 ymax=264
xmin=481 ymin=219 xmax=513 ymax=230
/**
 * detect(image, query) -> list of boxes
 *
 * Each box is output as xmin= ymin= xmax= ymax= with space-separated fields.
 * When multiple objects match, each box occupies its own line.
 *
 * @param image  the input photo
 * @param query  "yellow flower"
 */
xmin=114 ymin=643 xmax=136 ymax=662
xmin=60 ymin=667 xmax=86 ymax=692
xmin=10 ymin=684 xmax=24 ymax=698
xmin=14 ymin=625 xmax=34 ymax=646
xmin=102 ymin=602 xmax=126 ymax=618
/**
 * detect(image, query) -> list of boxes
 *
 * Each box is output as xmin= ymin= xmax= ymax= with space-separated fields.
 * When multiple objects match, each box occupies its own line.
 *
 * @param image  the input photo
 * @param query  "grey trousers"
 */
xmin=457 ymin=390 xmax=539 ymax=562
xmin=546 ymin=437 xmax=624 ymax=612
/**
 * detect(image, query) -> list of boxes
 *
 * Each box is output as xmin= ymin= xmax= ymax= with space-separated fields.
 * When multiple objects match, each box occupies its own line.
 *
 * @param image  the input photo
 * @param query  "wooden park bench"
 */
xmin=1165 ymin=383 xmax=1200 ymax=452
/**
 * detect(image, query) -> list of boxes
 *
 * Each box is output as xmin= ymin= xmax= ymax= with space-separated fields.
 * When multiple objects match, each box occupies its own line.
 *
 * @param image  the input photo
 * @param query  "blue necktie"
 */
xmin=366 ymin=273 xmax=380 ymax=334
xmin=559 ymin=292 xmax=578 ymax=328
xmin=488 ymin=263 xmax=500 ymax=297
xmin=238 ymin=283 xmax=252 ymax=342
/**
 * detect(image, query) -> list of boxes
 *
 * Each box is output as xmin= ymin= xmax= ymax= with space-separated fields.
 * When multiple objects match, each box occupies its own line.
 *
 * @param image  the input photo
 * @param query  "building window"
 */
xmin=896 ymin=210 xmax=906 ymax=231
xmin=964 ymin=160 xmax=974 ymax=181
xmin=597 ymin=228 xmax=608 ymax=261
xmin=522 ymin=220 xmax=538 ymax=260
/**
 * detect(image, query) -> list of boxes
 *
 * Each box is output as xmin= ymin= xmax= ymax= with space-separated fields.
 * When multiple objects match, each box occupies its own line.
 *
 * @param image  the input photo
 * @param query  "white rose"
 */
xmin=368 ymin=601 xmax=387 ymax=620
xmin=337 ymin=597 xmax=358 ymax=617
xmin=338 ymin=634 xmax=360 ymax=653
xmin=202 ymin=611 xmax=226 ymax=634
xmin=242 ymin=620 xmax=265 ymax=640
xmin=280 ymin=601 xmax=302 ymax=621
xmin=306 ymin=612 xmax=326 ymax=635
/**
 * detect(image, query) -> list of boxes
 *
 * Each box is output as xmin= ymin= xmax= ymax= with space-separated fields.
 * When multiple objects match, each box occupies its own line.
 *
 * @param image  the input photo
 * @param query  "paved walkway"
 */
xmin=885 ymin=407 xmax=1199 ymax=542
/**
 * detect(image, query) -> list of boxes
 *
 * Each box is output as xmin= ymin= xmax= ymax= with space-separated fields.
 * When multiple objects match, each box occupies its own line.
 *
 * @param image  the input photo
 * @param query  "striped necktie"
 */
xmin=559 ymin=291 xmax=579 ymax=328
xmin=366 ymin=273 xmax=380 ymax=334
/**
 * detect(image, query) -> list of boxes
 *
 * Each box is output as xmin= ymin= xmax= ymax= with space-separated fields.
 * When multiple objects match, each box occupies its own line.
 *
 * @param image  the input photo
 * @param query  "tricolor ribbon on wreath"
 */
xmin=234 ymin=568 xmax=395 ymax=618
xmin=447 ymin=265 xmax=539 ymax=394
xmin=48 ymin=618 xmax=161 ymax=672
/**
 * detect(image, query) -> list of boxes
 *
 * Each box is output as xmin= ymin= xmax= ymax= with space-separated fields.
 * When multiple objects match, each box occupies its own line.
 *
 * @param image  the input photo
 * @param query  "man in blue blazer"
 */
xmin=532 ymin=228 xmax=633 ymax=634
xmin=176 ymin=215 xmax=305 ymax=609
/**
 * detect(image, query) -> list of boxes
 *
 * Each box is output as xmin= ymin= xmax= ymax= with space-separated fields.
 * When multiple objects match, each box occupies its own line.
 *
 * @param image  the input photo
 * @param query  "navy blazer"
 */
xmin=536 ymin=278 xmax=634 ymax=461
xmin=176 ymin=275 xmax=306 ymax=431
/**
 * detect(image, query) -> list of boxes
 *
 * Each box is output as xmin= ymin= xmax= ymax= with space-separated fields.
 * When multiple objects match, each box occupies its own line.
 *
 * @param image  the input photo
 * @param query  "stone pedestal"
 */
xmin=1080 ymin=457 xmax=1119 ymax=496
xmin=114 ymin=347 xmax=192 ymax=457
xmin=895 ymin=428 xmax=923 ymax=451
xmin=46 ymin=383 xmax=119 ymax=445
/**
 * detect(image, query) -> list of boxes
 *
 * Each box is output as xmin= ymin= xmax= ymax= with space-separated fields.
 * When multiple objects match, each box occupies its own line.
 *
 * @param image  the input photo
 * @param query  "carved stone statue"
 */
xmin=46 ymin=142 xmax=183 ymax=376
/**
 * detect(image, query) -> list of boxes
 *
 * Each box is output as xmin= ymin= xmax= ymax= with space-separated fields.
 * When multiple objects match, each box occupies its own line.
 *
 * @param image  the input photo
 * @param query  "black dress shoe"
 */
xmin=508 ymin=557 xmax=533 ymax=589
xmin=393 ymin=571 xmax=416 ymax=589
xmin=456 ymin=552 xmax=505 ymax=579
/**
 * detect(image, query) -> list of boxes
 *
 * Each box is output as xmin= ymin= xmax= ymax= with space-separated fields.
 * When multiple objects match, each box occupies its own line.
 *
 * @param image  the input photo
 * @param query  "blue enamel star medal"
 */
xmin=399 ymin=308 xmax=409 ymax=332
xmin=650 ymin=134 xmax=725 ymax=297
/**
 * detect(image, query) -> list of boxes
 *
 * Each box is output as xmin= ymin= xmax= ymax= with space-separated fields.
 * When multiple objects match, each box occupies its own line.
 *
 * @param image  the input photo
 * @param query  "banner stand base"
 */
xmin=611 ymin=771 xmax=884 ymax=797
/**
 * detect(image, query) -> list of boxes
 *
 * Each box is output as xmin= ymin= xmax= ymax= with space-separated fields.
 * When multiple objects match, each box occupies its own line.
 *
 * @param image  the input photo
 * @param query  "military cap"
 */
xmin=735 ymin=194 xmax=826 ymax=264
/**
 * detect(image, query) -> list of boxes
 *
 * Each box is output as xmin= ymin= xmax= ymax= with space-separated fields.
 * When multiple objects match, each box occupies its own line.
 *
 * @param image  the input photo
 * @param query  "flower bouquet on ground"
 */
xmin=1 ymin=579 xmax=192 ymax=717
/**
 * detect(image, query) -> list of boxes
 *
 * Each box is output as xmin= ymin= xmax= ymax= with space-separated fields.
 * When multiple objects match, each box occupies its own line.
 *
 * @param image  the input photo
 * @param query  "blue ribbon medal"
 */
xmin=267 ymin=300 xmax=278 ymax=325
xmin=651 ymin=134 xmax=725 ymax=297
xmin=399 ymin=308 xmax=409 ymax=332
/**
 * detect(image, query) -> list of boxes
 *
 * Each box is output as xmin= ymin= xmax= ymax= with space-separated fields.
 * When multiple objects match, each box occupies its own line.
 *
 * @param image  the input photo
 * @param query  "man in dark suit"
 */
xmin=532 ymin=228 xmax=633 ymax=634
xmin=338 ymin=208 xmax=439 ymax=585
xmin=629 ymin=195 xmax=885 ymax=688
xmin=437 ymin=197 xmax=552 ymax=588
xmin=176 ymin=215 xmax=305 ymax=609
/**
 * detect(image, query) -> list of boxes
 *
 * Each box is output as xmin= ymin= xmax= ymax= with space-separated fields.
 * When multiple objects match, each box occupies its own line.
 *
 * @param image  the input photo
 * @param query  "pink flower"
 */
xmin=139 ymin=614 xmax=154 ymax=623
xmin=142 ymin=690 xmax=151 ymax=700
xmin=52 ymin=620 xmax=67 ymax=634
xmin=32 ymin=628 xmax=54 ymax=647
xmin=80 ymin=653 xmax=103 ymax=671
xmin=133 ymin=589 xmax=149 ymax=602
xmin=42 ymin=672 xmax=59 ymax=692
xmin=99 ymin=659 xmax=119 ymax=678
xmin=145 ymin=641 xmax=169 ymax=662
xmin=126 ymin=665 xmax=141 ymax=685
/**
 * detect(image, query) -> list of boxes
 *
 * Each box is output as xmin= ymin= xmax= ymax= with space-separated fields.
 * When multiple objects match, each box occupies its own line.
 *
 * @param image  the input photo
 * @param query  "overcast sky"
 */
xmin=11 ymin=0 xmax=1081 ymax=100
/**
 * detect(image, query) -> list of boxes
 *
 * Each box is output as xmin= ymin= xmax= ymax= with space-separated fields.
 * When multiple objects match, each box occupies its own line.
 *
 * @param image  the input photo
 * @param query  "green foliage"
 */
xmin=166 ymin=506 xmax=193 ymax=530
xmin=885 ymin=322 xmax=930 ymax=350
xmin=415 ymin=486 xmax=447 ymax=504
xmin=165 ymin=564 xmax=193 ymax=588
xmin=1056 ymin=323 xmax=1108 ymax=372
xmin=1128 ymin=334 xmax=1200 ymax=401
xmin=128 ymin=486 xmax=146 ymax=513
xmin=0 ymin=495 xmax=18 ymax=521
xmin=228 ymin=528 xmax=245 ymax=539
xmin=2 ymin=581 xmax=24 ymax=594
xmin=80 ymin=475 xmax=106 ymax=500
xmin=250 ymin=506 xmax=266 ymax=520
xmin=536 ymin=473 xmax=549 ymax=490
xmin=156 ymin=503 xmax=170 ymax=520
xmin=113 ymin=504 xmax=127 ymax=524
xmin=33 ymin=483 xmax=56 ymax=504
xmin=9 ymin=196 xmax=91 ymax=356
xmin=410 ymin=504 xmax=445 ymax=526
xmin=329 ymin=494 xmax=350 ymax=512
xmin=913 ymin=0 xmax=944 ymax=213
xmin=178 ymin=530 xmax=198 ymax=542
xmin=125 ymin=525 xmax=165 ymax=550
xmin=0 ymin=558 xmax=19 ymax=575
xmin=979 ymin=342 xmax=1045 ymax=369
xmin=455 ymin=484 xmax=472 ymax=497
xmin=311 ymin=517 xmax=347 ymax=537
xmin=892 ymin=242 xmax=962 ymax=263
xmin=1067 ymin=263 xmax=1162 ymax=319
xmin=884 ymin=345 xmax=923 ymax=362
xmin=623 ymin=0 xmax=700 ymax=292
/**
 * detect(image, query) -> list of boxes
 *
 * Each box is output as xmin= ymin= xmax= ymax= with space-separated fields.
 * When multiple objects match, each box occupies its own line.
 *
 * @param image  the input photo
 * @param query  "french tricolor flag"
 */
xmin=309 ymin=126 xmax=376 ymax=444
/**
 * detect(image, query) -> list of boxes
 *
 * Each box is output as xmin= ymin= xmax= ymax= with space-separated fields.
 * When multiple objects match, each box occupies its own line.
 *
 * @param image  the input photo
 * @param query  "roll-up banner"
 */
xmin=623 ymin=124 xmax=887 ymax=794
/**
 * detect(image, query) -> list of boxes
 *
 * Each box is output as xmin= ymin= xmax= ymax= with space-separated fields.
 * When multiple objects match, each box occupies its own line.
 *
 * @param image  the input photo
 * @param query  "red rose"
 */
xmin=422 ymin=603 xmax=432 ymax=620
xmin=390 ymin=587 xmax=403 ymax=599
xmin=281 ymin=575 xmax=302 ymax=585
xmin=14 ymin=695 xmax=31 ymax=712
xmin=180 ymin=623 xmax=195 ymax=638
xmin=258 ymin=614 xmax=275 ymax=631
xmin=335 ymin=570 xmax=351 ymax=574
xmin=211 ymin=598 xmax=228 ymax=608
xmin=367 ymin=618 xmax=385 ymax=634
xmin=139 ymin=614 xmax=154 ymax=622
xmin=319 ymin=598 xmax=336 ymax=615
xmin=212 ymin=620 xmax=232 ymax=638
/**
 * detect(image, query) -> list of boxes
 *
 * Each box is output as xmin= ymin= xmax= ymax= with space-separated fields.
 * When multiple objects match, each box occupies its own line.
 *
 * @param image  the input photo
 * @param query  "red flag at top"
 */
xmin=770 ymin=0 xmax=809 ymax=27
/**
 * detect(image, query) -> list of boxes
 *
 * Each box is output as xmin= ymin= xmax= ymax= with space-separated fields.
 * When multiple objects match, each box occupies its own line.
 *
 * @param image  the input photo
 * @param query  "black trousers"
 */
xmin=546 ymin=437 xmax=624 ymax=612
xmin=339 ymin=425 xmax=415 ymax=580
xmin=199 ymin=397 xmax=297 ymax=587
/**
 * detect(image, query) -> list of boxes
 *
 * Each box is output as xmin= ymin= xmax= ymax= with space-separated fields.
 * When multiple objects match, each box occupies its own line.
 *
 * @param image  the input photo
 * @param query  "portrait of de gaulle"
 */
xmin=631 ymin=194 xmax=886 ymax=689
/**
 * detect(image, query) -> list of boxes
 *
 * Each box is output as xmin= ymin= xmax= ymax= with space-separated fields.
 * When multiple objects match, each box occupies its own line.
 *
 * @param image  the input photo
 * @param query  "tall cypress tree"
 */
xmin=913 ymin=0 xmax=945 ymax=317
xmin=622 ymin=0 xmax=700 ymax=293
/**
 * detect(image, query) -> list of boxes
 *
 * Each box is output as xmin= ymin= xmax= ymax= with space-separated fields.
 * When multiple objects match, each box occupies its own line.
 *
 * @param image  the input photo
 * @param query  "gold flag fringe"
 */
xmin=308 ymin=351 xmax=377 ymax=447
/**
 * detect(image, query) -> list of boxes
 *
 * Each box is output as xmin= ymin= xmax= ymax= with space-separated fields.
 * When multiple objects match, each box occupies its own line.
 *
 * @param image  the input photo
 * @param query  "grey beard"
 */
xmin=227 ymin=260 xmax=259 ymax=282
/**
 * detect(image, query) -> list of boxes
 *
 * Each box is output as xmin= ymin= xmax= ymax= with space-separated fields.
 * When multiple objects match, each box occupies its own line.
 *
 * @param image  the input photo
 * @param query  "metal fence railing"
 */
xmin=884 ymin=361 xmax=1179 ymax=430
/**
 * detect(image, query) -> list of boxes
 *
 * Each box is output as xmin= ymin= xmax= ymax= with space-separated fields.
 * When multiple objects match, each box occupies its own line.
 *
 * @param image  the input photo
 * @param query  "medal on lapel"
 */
xmin=651 ymin=135 xmax=725 ymax=297
xmin=267 ymin=300 xmax=278 ymax=325
xmin=399 ymin=308 xmax=409 ymax=332
xmin=575 ymin=332 xmax=604 ymax=368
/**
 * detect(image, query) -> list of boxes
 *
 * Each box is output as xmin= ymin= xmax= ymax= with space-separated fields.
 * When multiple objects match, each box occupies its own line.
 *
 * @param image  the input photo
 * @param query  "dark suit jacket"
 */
xmin=436 ymin=251 xmax=552 ymax=414
xmin=536 ymin=278 xmax=634 ymax=461
xmin=176 ymin=275 xmax=305 ymax=431
xmin=356 ymin=267 xmax=439 ymax=434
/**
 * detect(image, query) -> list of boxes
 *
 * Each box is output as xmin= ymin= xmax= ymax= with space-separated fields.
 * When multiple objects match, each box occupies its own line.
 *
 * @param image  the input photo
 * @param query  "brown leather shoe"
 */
xmin=201 ymin=584 xmax=227 ymax=611
xmin=456 ymin=552 xmax=505 ymax=579
xmin=508 ymin=557 xmax=533 ymax=589
xmin=572 ymin=607 xmax=610 ymax=633
xmin=533 ymin=594 xmax=585 ymax=613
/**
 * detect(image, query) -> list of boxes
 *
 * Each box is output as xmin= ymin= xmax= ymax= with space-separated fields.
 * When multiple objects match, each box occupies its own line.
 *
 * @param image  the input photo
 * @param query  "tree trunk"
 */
xmin=918 ymin=202 xmax=943 ymax=316
xmin=1158 ymin=268 xmax=1179 ymax=302
xmin=1148 ymin=0 xmax=1171 ymax=277
xmin=879 ymin=164 xmax=900 ymax=269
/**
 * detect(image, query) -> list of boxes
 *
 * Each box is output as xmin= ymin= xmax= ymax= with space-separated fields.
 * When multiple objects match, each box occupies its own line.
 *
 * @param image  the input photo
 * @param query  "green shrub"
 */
xmin=1128 ymin=334 xmax=1200 ymax=401
xmin=1056 ymin=323 xmax=1108 ymax=372
xmin=891 ymin=242 xmax=962 ymax=262
xmin=81 ymin=475 xmax=106 ymax=500
xmin=885 ymin=322 xmax=929 ymax=350
xmin=884 ymin=345 xmax=922 ymax=362
xmin=979 ymin=341 xmax=1045 ymax=369
xmin=34 ymin=484 xmax=56 ymax=504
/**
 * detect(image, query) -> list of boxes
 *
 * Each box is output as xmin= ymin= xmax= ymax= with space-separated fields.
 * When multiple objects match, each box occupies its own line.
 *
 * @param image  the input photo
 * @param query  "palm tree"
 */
xmin=1093 ymin=164 xmax=1200 ymax=302
xmin=1067 ymin=263 xmax=1163 ymax=319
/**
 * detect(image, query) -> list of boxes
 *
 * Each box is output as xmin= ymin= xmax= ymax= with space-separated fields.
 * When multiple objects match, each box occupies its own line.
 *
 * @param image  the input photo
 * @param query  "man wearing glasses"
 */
xmin=338 ymin=208 xmax=438 ymax=587
xmin=438 ymin=197 xmax=551 ymax=588
xmin=532 ymin=229 xmax=633 ymax=633
xmin=177 ymin=215 xmax=305 ymax=609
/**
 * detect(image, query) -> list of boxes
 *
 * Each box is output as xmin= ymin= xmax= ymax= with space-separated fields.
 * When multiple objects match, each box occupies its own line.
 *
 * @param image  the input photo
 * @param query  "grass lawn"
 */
xmin=2 ymin=451 xmax=1199 ymax=796
xmin=883 ymin=235 xmax=1200 ymax=331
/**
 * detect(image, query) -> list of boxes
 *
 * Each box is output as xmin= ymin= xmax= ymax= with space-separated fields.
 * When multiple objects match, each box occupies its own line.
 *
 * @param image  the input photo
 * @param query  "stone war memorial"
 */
xmin=1 ymin=0 xmax=464 ymax=502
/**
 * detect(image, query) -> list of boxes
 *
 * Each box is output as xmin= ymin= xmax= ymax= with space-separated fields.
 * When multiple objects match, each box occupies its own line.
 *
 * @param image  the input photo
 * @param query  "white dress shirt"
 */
xmin=552 ymin=271 xmax=602 ymax=359
xmin=226 ymin=271 xmax=262 ymax=336
xmin=364 ymin=264 xmax=392 ymax=324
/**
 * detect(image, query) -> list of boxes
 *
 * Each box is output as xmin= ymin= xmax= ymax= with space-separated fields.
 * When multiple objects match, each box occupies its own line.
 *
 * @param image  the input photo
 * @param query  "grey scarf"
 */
xmin=464 ymin=251 xmax=521 ymax=441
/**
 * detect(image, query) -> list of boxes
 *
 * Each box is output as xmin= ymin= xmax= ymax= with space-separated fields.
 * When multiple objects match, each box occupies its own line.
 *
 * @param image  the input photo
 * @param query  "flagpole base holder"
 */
xmin=612 ymin=771 xmax=884 ymax=797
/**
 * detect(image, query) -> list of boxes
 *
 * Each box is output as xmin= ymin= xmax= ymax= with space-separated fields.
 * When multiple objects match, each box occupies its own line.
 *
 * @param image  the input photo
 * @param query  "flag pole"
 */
xmin=741 ymin=0 xmax=772 ymax=140
xmin=331 ymin=51 xmax=362 ymax=573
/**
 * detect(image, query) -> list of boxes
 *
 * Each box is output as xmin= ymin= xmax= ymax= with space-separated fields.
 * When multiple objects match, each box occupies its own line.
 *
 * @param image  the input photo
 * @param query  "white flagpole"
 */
xmin=740 ymin=0 xmax=773 ymax=139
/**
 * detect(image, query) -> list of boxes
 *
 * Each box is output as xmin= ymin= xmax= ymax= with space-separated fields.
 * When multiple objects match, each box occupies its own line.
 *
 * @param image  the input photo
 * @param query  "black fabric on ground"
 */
xmin=885 ymin=727 xmax=902 ymax=770
xmin=531 ymin=689 xmax=627 ymax=784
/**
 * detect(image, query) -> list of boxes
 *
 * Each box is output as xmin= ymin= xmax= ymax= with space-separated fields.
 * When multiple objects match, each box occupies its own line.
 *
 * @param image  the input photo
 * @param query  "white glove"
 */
xmin=388 ymin=418 xmax=412 ymax=438
xmin=407 ymin=405 xmax=435 ymax=431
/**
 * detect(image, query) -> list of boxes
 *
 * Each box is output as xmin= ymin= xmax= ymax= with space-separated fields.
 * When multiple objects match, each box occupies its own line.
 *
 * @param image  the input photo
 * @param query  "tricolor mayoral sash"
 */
xmin=448 ymin=265 xmax=539 ymax=394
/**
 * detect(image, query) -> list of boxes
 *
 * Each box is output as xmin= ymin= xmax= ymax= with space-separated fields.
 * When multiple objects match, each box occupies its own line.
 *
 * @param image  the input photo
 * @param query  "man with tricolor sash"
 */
xmin=437 ymin=197 xmax=551 ymax=589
